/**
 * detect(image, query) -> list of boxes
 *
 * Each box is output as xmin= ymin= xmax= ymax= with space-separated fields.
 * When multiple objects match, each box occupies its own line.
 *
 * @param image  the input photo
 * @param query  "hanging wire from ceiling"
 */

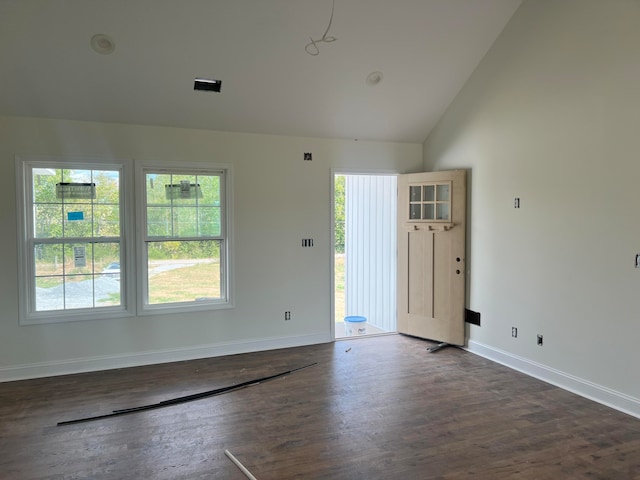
xmin=305 ymin=0 xmax=337 ymax=56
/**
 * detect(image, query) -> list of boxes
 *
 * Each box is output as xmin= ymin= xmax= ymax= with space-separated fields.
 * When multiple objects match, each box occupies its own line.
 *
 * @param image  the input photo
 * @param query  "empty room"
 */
xmin=1 ymin=1 xmax=640 ymax=478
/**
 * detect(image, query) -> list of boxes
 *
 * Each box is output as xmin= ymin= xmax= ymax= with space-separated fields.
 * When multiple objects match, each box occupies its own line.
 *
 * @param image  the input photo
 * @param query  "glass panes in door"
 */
xmin=408 ymin=182 xmax=451 ymax=221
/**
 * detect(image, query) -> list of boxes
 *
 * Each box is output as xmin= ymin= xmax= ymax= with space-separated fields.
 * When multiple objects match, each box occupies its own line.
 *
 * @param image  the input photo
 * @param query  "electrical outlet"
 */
xmin=512 ymin=327 xmax=518 ymax=338
xmin=285 ymin=311 xmax=291 ymax=321
xmin=537 ymin=334 xmax=543 ymax=346
xmin=514 ymin=197 xmax=520 ymax=208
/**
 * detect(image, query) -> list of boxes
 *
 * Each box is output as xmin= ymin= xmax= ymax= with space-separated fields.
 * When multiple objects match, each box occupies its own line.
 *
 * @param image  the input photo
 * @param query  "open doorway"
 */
xmin=334 ymin=173 xmax=397 ymax=338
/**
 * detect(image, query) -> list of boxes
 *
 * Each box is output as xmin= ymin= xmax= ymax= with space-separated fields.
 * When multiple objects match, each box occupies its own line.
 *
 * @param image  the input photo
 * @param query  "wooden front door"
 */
xmin=397 ymin=170 xmax=466 ymax=346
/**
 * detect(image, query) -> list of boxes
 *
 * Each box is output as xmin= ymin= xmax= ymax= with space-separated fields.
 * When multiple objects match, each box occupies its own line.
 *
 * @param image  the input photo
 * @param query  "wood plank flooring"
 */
xmin=1 ymin=334 xmax=640 ymax=479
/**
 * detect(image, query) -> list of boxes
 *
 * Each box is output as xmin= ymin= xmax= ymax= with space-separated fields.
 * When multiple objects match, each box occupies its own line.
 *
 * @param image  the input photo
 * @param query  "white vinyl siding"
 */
xmin=345 ymin=175 xmax=397 ymax=332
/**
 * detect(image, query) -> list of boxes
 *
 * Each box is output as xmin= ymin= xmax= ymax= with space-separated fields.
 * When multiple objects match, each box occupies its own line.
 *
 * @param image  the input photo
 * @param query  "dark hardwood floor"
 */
xmin=1 ymin=334 xmax=639 ymax=479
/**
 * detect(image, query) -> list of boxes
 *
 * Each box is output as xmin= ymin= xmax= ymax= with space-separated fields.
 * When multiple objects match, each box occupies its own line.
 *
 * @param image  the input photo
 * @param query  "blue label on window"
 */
xmin=67 ymin=211 xmax=84 ymax=221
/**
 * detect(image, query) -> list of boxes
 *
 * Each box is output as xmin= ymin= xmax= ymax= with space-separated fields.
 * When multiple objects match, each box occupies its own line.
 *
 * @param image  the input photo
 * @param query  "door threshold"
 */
xmin=336 ymin=331 xmax=398 ymax=341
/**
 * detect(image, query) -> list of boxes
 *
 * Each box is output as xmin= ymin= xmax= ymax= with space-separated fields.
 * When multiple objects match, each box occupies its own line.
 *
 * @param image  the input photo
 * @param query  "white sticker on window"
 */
xmin=74 ymin=246 xmax=86 ymax=267
xmin=164 ymin=182 xmax=203 ymax=199
xmin=56 ymin=182 xmax=96 ymax=199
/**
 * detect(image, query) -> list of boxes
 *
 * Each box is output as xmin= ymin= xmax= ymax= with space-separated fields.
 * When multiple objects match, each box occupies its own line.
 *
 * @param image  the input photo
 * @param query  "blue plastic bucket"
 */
xmin=344 ymin=316 xmax=367 ymax=336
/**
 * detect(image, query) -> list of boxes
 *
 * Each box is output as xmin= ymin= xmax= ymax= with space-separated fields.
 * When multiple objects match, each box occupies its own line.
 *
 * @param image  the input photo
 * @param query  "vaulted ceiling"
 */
xmin=0 ymin=0 xmax=521 ymax=143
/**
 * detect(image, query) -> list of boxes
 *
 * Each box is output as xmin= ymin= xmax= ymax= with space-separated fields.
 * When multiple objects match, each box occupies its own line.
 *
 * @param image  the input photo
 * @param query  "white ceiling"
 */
xmin=0 ymin=0 xmax=521 ymax=143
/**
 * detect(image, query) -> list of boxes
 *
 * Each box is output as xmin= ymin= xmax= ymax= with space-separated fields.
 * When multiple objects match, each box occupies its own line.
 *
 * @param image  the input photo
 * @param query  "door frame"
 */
xmin=330 ymin=168 xmax=398 ymax=341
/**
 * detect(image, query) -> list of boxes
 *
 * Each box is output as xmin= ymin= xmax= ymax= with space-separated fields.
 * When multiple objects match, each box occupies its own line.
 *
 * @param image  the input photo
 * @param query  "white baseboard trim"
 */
xmin=0 ymin=332 xmax=331 ymax=382
xmin=466 ymin=340 xmax=640 ymax=420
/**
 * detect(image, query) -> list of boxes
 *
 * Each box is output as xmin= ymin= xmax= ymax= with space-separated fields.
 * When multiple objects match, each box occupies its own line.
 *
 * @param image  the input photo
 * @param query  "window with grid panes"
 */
xmin=140 ymin=166 xmax=230 ymax=311
xmin=16 ymin=157 xmax=132 ymax=324
xmin=17 ymin=158 xmax=233 ymax=324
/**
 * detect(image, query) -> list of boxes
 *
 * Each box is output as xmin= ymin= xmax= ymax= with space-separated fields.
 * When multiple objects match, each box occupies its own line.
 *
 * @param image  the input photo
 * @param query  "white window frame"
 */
xmin=15 ymin=156 xmax=135 ymax=325
xmin=135 ymin=161 xmax=234 ymax=315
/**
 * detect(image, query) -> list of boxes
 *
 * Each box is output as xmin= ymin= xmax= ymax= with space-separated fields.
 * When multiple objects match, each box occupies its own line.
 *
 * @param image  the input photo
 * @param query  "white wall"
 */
xmin=423 ymin=0 xmax=640 ymax=416
xmin=0 ymin=115 xmax=422 ymax=379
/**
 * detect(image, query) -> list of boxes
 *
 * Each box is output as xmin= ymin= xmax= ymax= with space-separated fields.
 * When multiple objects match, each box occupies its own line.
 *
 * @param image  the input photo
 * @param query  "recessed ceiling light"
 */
xmin=194 ymin=78 xmax=222 ymax=92
xmin=366 ymin=71 xmax=384 ymax=86
xmin=90 ymin=34 xmax=115 ymax=55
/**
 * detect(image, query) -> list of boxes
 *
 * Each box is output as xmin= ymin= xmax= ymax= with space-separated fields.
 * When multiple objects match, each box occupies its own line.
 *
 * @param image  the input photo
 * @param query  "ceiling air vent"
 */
xmin=194 ymin=78 xmax=222 ymax=92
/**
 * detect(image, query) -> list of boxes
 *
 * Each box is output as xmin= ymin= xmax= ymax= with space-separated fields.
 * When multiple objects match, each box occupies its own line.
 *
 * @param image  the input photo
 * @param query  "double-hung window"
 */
xmin=138 ymin=163 xmax=231 ymax=313
xmin=16 ymin=157 xmax=232 ymax=324
xmin=16 ymin=157 xmax=133 ymax=324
